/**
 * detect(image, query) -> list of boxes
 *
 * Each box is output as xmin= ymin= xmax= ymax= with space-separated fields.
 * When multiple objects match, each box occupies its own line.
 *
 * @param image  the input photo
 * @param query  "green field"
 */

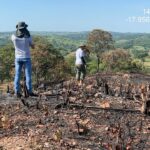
xmin=143 ymin=57 xmax=150 ymax=74
xmin=144 ymin=57 xmax=150 ymax=67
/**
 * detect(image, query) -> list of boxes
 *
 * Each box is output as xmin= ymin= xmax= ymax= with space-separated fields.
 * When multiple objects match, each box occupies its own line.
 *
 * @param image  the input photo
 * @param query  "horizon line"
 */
xmin=0 ymin=30 xmax=150 ymax=34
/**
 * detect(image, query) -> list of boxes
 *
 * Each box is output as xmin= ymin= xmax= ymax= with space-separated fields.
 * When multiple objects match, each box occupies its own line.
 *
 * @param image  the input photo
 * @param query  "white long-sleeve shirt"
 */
xmin=75 ymin=48 xmax=85 ymax=65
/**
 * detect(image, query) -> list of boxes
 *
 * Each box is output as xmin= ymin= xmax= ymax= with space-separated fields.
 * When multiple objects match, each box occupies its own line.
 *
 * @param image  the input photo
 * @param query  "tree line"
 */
xmin=0 ymin=29 xmax=144 ymax=84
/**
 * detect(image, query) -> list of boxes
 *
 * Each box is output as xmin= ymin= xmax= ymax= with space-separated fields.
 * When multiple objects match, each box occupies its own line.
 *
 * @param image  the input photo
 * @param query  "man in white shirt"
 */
xmin=75 ymin=45 xmax=88 ymax=86
xmin=11 ymin=22 xmax=36 ymax=97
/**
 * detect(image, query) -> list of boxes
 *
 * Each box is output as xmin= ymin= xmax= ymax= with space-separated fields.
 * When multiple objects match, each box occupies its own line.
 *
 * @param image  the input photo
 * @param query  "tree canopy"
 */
xmin=87 ymin=29 xmax=114 ymax=71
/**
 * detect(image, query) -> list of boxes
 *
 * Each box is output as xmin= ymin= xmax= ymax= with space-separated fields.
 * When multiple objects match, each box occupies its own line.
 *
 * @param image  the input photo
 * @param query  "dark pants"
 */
xmin=75 ymin=64 xmax=86 ymax=81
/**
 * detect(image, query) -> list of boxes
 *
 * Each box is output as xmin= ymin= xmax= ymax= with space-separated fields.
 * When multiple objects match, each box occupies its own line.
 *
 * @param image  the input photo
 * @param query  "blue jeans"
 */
xmin=14 ymin=58 xmax=32 ymax=94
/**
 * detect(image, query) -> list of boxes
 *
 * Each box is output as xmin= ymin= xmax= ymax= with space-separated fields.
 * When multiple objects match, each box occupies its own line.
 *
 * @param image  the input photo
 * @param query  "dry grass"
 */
xmin=0 ymin=82 xmax=13 ymax=93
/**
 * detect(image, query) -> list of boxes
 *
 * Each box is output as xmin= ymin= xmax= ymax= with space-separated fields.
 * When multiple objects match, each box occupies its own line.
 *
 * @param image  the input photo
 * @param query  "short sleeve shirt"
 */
xmin=11 ymin=34 xmax=32 ymax=59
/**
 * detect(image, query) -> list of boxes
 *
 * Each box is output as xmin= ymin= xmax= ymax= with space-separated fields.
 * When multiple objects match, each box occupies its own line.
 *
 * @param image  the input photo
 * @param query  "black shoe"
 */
xmin=15 ymin=92 xmax=22 ymax=98
xmin=29 ymin=92 xmax=38 ymax=97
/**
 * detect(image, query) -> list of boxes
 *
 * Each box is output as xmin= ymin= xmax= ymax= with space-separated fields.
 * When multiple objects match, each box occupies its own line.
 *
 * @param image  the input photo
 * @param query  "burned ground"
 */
xmin=0 ymin=73 xmax=150 ymax=150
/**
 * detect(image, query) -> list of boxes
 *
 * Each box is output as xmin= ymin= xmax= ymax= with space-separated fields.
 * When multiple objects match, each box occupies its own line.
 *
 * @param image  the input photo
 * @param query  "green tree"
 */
xmin=101 ymin=49 xmax=143 ymax=72
xmin=65 ymin=52 xmax=76 ymax=75
xmin=0 ymin=44 xmax=14 ymax=82
xmin=31 ymin=36 xmax=70 ymax=84
xmin=87 ymin=29 xmax=114 ymax=72
xmin=130 ymin=46 xmax=148 ymax=59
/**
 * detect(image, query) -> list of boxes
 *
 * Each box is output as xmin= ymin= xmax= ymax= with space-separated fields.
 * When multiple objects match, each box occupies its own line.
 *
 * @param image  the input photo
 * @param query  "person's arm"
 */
xmin=80 ymin=50 xmax=86 ymax=65
xmin=81 ymin=56 xmax=86 ymax=65
xmin=30 ymin=43 xmax=35 ymax=49
xmin=29 ymin=36 xmax=34 ymax=49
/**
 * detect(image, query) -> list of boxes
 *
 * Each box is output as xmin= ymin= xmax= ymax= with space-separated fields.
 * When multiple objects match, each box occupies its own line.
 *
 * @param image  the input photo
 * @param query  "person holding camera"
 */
xmin=11 ymin=21 xmax=37 ymax=97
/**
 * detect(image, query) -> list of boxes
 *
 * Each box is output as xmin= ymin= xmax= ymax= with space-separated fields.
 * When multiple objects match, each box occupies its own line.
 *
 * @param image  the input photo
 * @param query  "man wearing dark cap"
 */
xmin=11 ymin=21 xmax=36 ymax=97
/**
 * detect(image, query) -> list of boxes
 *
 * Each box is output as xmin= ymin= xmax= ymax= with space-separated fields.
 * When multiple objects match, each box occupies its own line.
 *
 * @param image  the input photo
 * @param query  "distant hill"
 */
xmin=111 ymin=32 xmax=150 ymax=50
xmin=1 ymin=31 xmax=150 ymax=54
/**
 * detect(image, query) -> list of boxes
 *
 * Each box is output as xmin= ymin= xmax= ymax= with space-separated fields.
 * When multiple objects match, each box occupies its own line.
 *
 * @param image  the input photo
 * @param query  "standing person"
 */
xmin=75 ymin=45 xmax=88 ymax=86
xmin=11 ymin=21 xmax=36 ymax=97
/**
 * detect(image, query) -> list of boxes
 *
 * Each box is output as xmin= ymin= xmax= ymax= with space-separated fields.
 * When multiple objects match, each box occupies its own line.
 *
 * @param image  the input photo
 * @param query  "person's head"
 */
xmin=16 ymin=22 xmax=28 ymax=30
xmin=79 ymin=45 xmax=90 ymax=53
xmin=79 ymin=45 xmax=86 ymax=49
xmin=15 ymin=21 xmax=30 ymax=38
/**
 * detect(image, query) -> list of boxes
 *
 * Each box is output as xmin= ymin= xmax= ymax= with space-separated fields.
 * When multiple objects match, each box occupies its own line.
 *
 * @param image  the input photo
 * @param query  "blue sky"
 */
xmin=0 ymin=0 xmax=150 ymax=32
